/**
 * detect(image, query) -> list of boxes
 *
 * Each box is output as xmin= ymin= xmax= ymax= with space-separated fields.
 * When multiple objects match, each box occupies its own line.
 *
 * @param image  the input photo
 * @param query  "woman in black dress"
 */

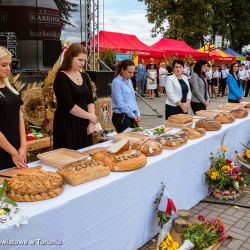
xmin=0 ymin=47 xmax=27 ymax=170
xmin=53 ymin=43 xmax=97 ymax=150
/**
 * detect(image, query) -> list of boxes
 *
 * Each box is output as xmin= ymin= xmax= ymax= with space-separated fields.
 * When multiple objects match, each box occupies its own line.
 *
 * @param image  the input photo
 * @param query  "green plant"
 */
xmin=181 ymin=216 xmax=226 ymax=250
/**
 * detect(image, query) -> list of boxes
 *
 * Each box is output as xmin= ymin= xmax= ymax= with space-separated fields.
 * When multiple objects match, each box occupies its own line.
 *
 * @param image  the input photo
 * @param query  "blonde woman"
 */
xmin=158 ymin=62 xmax=168 ymax=95
xmin=0 ymin=46 xmax=27 ymax=169
xmin=147 ymin=63 xmax=158 ymax=98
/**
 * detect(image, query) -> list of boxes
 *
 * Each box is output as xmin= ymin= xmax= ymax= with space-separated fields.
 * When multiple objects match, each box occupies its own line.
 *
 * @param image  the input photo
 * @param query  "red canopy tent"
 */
xmin=150 ymin=38 xmax=208 ymax=59
xmin=88 ymin=31 xmax=164 ymax=58
xmin=208 ymin=49 xmax=236 ymax=62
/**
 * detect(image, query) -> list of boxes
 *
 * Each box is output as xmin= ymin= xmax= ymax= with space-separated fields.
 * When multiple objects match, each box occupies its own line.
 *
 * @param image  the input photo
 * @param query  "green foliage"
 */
xmin=54 ymin=0 xmax=78 ymax=27
xmin=100 ymin=48 xmax=116 ymax=68
xmin=181 ymin=222 xmax=220 ymax=250
xmin=139 ymin=0 xmax=250 ymax=51
xmin=0 ymin=181 xmax=17 ymax=208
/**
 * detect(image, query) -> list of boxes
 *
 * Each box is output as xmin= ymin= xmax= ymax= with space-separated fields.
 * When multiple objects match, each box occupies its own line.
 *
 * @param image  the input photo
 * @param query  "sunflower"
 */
xmin=245 ymin=149 xmax=250 ymax=159
xmin=220 ymin=146 xmax=228 ymax=152
xmin=222 ymin=165 xmax=231 ymax=172
xmin=211 ymin=172 xmax=219 ymax=180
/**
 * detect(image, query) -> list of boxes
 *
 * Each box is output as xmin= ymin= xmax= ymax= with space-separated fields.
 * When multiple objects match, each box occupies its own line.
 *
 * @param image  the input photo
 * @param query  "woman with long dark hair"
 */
xmin=112 ymin=59 xmax=140 ymax=133
xmin=190 ymin=58 xmax=210 ymax=114
xmin=165 ymin=60 xmax=191 ymax=119
xmin=226 ymin=61 xmax=243 ymax=103
xmin=53 ymin=43 xmax=96 ymax=150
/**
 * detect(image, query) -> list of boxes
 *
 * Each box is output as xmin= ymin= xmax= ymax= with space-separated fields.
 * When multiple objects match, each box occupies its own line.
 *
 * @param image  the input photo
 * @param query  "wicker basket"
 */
xmin=27 ymin=136 xmax=52 ymax=152
xmin=37 ymin=148 xmax=87 ymax=168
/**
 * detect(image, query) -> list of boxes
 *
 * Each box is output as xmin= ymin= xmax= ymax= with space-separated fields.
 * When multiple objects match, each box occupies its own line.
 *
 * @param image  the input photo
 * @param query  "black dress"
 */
xmin=0 ymin=87 xmax=23 ymax=170
xmin=165 ymin=79 xmax=188 ymax=119
xmin=53 ymin=72 xmax=94 ymax=150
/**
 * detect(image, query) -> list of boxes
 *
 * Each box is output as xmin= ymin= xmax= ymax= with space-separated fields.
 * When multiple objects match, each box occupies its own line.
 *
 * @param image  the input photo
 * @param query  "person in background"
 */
xmin=205 ymin=64 xmax=213 ymax=97
xmin=190 ymin=58 xmax=210 ymax=114
xmin=146 ymin=58 xmax=159 ymax=97
xmin=211 ymin=65 xmax=219 ymax=99
xmin=244 ymin=65 xmax=250 ymax=97
xmin=165 ymin=60 xmax=191 ymax=119
xmin=135 ymin=59 xmax=146 ymax=97
xmin=217 ymin=66 xmax=223 ymax=97
xmin=111 ymin=59 xmax=140 ymax=133
xmin=146 ymin=63 xmax=158 ymax=99
xmin=239 ymin=63 xmax=248 ymax=91
xmin=130 ymin=72 xmax=137 ymax=91
xmin=53 ymin=43 xmax=96 ymax=150
xmin=0 ymin=46 xmax=27 ymax=169
xmin=219 ymin=64 xmax=229 ymax=97
xmin=158 ymin=62 xmax=168 ymax=95
xmin=226 ymin=61 xmax=243 ymax=103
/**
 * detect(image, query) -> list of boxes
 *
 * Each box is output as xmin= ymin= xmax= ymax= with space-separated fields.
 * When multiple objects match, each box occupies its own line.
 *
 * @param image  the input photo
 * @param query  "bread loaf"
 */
xmin=107 ymin=138 xmax=129 ymax=154
xmin=167 ymin=114 xmax=193 ymax=124
xmin=195 ymin=118 xmax=222 ymax=131
xmin=176 ymin=127 xmax=206 ymax=139
xmin=7 ymin=169 xmax=64 ymax=202
xmin=131 ymin=139 xmax=162 ymax=156
xmin=244 ymin=103 xmax=250 ymax=109
xmin=57 ymin=158 xmax=110 ymax=186
xmin=92 ymin=149 xmax=147 ymax=171
xmin=157 ymin=134 xmax=188 ymax=149
xmin=214 ymin=112 xmax=235 ymax=124
xmin=229 ymin=108 xmax=248 ymax=119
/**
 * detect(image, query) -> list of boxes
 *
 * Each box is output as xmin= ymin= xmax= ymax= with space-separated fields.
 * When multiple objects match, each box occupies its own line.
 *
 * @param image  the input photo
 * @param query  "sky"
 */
xmin=60 ymin=0 xmax=162 ymax=46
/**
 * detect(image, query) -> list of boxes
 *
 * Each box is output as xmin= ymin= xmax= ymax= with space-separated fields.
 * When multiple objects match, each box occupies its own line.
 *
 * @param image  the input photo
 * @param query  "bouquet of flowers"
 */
xmin=160 ymin=233 xmax=179 ymax=250
xmin=25 ymin=128 xmax=48 ymax=141
xmin=181 ymin=215 xmax=227 ymax=250
xmin=205 ymin=146 xmax=246 ymax=200
xmin=236 ymin=140 xmax=250 ymax=168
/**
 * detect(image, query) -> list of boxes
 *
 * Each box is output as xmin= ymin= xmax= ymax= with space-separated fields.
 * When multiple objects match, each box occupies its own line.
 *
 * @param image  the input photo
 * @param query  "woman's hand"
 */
xmin=11 ymin=151 xmax=28 ymax=169
xmin=18 ymin=146 xmax=27 ymax=163
xmin=87 ymin=122 xmax=96 ymax=135
xmin=134 ymin=116 xmax=141 ymax=123
xmin=205 ymin=100 xmax=210 ymax=107
xmin=180 ymin=103 xmax=188 ymax=113
xmin=89 ymin=114 xmax=97 ymax=124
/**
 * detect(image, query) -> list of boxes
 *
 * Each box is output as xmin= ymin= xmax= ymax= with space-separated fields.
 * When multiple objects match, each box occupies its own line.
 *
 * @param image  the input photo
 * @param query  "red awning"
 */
xmin=87 ymin=31 xmax=164 ymax=57
xmin=209 ymin=49 xmax=236 ymax=61
xmin=150 ymin=38 xmax=208 ymax=59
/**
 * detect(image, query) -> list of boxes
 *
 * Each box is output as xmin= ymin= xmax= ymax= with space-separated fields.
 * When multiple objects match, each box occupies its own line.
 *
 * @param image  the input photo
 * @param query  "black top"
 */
xmin=178 ymin=79 xmax=188 ymax=103
xmin=0 ymin=86 xmax=23 ymax=170
xmin=53 ymin=72 xmax=94 ymax=150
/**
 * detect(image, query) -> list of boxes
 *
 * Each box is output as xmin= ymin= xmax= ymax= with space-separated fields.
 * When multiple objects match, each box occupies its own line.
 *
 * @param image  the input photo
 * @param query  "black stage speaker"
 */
xmin=86 ymin=71 xmax=115 ymax=98
xmin=43 ymin=40 xmax=62 ymax=67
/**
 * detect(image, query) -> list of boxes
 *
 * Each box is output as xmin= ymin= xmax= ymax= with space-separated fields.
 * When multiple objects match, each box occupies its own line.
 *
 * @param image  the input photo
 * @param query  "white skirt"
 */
xmin=159 ymin=77 xmax=166 ymax=87
xmin=147 ymin=79 xmax=157 ymax=90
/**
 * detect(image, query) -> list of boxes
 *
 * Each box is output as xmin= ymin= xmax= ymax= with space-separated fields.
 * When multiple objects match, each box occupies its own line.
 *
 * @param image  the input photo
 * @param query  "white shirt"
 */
xmin=239 ymin=69 xmax=248 ymax=81
xmin=221 ymin=68 xmax=229 ymax=79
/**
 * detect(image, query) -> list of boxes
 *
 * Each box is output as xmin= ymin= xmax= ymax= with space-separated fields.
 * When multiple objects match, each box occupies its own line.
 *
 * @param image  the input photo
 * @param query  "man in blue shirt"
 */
xmin=135 ymin=59 xmax=146 ymax=97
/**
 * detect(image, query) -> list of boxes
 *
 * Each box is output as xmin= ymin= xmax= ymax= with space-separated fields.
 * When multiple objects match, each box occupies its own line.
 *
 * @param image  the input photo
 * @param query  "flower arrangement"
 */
xmin=205 ymin=146 xmax=246 ymax=200
xmin=160 ymin=233 xmax=179 ymax=250
xmin=236 ymin=140 xmax=250 ymax=168
xmin=26 ymin=128 xmax=48 ymax=141
xmin=181 ymin=215 xmax=227 ymax=250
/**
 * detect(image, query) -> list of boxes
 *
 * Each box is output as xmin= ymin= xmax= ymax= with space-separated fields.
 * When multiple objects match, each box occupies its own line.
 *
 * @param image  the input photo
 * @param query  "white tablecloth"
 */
xmin=1 ymin=117 xmax=250 ymax=250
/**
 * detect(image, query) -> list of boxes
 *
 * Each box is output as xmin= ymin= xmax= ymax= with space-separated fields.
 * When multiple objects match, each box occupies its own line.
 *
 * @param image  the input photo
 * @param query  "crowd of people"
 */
xmin=111 ymin=57 xmax=250 ymax=131
xmin=0 ymin=42 xmax=250 ymax=170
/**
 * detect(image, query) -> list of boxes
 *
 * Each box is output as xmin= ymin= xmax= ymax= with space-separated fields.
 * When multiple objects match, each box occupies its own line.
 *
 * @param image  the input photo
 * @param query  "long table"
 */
xmin=1 ymin=117 xmax=250 ymax=250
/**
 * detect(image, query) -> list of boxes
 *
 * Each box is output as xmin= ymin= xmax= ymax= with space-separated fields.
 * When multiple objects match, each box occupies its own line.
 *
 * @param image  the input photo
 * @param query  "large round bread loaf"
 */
xmin=214 ymin=112 xmax=235 ymax=124
xmin=229 ymin=108 xmax=248 ymax=119
xmin=195 ymin=118 xmax=222 ymax=131
xmin=92 ymin=150 xmax=147 ymax=171
xmin=176 ymin=127 xmax=206 ymax=139
xmin=131 ymin=139 xmax=162 ymax=156
xmin=244 ymin=103 xmax=250 ymax=109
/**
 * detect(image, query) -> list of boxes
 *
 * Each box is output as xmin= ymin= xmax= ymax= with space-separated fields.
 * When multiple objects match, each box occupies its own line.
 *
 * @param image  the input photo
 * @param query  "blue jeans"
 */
xmin=137 ymin=79 xmax=145 ymax=96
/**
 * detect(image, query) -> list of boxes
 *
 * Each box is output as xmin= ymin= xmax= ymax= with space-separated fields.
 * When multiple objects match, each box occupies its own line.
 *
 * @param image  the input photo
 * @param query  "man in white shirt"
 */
xmin=244 ymin=65 xmax=250 ymax=97
xmin=239 ymin=64 xmax=248 ymax=91
xmin=220 ymin=64 xmax=229 ymax=97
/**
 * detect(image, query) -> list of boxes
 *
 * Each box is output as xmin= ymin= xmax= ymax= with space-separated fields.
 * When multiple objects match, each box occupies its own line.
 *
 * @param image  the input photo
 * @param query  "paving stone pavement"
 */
xmin=137 ymin=95 xmax=250 ymax=250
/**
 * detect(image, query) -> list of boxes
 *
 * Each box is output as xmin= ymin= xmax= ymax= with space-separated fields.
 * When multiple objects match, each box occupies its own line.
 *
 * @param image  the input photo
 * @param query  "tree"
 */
xmin=54 ymin=0 xmax=78 ymax=27
xmin=140 ymin=0 xmax=250 ymax=51
xmin=226 ymin=0 xmax=250 ymax=52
